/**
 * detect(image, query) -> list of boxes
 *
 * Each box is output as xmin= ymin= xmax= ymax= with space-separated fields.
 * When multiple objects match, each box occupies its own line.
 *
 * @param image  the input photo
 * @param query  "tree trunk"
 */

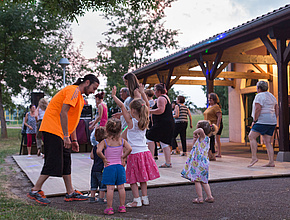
xmin=0 ymin=84 xmax=8 ymax=138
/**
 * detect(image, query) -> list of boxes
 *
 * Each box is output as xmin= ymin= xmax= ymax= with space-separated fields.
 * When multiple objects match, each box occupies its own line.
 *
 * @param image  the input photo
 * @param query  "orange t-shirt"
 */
xmin=40 ymin=85 xmax=84 ymax=139
xmin=203 ymin=104 xmax=221 ymax=125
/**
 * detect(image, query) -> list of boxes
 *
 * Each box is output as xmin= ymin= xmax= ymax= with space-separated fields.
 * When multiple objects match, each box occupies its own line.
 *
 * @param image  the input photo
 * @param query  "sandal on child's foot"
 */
xmin=205 ymin=197 xmax=215 ymax=203
xmin=192 ymin=198 xmax=204 ymax=204
xmin=126 ymin=197 xmax=142 ymax=208
xmin=159 ymin=163 xmax=172 ymax=168
xmin=118 ymin=205 xmax=126 ymax=213
xmin=104 ymin=207 xmax=114 ymax=215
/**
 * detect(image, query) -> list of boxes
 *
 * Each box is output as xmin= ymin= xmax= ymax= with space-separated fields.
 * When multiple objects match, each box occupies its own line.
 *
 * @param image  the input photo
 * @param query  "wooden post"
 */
xmin=276 ymin=39 xmax=290 ymax=153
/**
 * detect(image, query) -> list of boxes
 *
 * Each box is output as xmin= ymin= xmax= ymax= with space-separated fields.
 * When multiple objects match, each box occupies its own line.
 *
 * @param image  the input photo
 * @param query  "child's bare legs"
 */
xmin=99 ymin=190 xmax=105 ymax=199
xmin=126 ymin=183 xmax=139 ymax=207
xmin=106 ymin=185 xmax=115 ymax=208
xmin=201 ymin=182 xmax=213 ymax=200
xmin=91 ymin=190 xmax=97 ymax=198
xmin=117 ymin=184 xmax=126 ymax=206
xmin=194 ymin=181 xmax=203 ymax=201
xmin=140 ymin=182 xmax=147 ymax=196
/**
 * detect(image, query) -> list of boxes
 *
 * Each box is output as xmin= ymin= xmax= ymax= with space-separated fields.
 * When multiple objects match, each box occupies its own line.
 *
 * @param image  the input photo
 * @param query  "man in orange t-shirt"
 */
xmin=27 ymin=74 xmax=99 ymax=205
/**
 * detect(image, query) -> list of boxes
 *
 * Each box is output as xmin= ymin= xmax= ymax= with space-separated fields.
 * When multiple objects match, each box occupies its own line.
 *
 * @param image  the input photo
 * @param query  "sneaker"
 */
xmin=96 ymin=198 xmax=107 ymax=204
xmin=64 ymin=190 xmax=88 ymax=202
xmin=89 ymin=197 xmax=96 ymax=203
xmin=27 ymin=190 xmax=51 ymax=205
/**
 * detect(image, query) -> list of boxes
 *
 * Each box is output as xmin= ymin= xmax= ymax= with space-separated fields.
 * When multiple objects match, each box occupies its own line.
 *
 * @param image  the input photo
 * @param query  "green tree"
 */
xmin=95 ymin=0 xmax=179 ymax=109
xmin=0 ymin=2 xmax=94 ymax=138
xmin=1 ymin=0 xmax=162 ymax=22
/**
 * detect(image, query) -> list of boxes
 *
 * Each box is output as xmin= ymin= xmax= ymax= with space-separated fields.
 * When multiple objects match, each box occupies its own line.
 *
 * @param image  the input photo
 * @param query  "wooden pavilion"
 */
xmin=127 ymin=4 xmax=290 ymax=161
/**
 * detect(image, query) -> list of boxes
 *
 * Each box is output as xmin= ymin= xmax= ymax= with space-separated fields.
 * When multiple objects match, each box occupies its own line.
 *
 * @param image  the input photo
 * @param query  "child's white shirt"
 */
xmin=127 ymin=118 xmax=149 ymax=154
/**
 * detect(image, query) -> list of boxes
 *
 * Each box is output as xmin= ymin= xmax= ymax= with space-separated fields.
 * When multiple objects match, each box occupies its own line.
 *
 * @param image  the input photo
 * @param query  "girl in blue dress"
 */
xmin=181 ymin=120 xmax=217 ymax=204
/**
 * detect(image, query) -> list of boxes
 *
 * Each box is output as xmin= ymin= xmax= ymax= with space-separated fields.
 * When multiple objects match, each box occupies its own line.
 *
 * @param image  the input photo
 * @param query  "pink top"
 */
xmin=99 ymin=103 xmax=108 ymax=127
xmin=104 ymin=139 xmax=123 ymax=167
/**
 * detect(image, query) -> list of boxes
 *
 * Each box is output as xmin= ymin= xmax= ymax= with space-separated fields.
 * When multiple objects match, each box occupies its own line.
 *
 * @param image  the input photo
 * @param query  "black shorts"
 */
xmin=41 ymin=132 xmax=71 ymax=177
xmin=217 ymin=122 xmax=223 ymax=136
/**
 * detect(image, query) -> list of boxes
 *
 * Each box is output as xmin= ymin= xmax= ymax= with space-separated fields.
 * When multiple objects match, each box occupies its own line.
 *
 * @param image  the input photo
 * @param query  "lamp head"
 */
xmin=59 ymin=58 xmax=70 ymax=68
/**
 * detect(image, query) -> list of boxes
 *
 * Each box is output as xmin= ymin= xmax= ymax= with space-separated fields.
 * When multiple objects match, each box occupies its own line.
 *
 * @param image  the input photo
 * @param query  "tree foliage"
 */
xmin=0 ymin=2 xmax=95 ymax=138
xmin=1 ymin=0 xmax=161 ymax=22
xmin=94 ymin=0 xmax=179 ymax=109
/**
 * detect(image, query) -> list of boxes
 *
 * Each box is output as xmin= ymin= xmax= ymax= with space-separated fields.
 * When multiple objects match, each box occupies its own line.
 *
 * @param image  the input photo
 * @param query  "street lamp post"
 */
xmin=58 ymin=58 xmax=70 ymax=88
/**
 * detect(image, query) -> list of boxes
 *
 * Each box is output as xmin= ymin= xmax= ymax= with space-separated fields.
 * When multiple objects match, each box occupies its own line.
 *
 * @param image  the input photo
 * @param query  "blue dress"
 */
xmin=181 ymin=136 xmax=210 ymax=183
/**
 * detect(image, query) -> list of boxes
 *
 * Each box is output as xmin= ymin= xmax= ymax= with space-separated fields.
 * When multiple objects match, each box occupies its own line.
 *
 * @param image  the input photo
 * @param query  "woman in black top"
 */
xmin=146 ymin=83 xmax=174 ymax=168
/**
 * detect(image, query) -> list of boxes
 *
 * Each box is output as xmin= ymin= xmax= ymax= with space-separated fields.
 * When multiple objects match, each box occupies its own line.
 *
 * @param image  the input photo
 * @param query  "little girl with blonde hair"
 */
xmin=181 ymin=120 xmax=218 ymax=204
xmin=112 ymin=86 xmax=160 ymax=208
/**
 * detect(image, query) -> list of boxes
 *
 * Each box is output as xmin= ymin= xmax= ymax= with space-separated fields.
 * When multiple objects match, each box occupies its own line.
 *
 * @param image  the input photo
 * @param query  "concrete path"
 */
xmin=13 ymin=145 xmax=290 ymax=196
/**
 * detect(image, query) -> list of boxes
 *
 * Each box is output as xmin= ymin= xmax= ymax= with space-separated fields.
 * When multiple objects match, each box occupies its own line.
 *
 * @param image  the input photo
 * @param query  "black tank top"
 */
xmin=152 ymin=95 xmax=174 ymax=123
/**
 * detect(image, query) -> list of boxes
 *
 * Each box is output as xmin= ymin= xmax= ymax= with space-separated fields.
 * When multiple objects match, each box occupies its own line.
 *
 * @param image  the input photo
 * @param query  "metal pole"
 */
xmin=63 ymin=67 xmax=66 ymax=88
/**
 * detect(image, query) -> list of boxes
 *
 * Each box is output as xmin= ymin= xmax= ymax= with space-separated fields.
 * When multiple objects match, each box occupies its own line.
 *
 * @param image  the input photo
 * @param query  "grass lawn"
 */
xmin=0 ymin=129 xmax=103 ymax=220
xmin=186 ymin=114 xmax=229 ymax=138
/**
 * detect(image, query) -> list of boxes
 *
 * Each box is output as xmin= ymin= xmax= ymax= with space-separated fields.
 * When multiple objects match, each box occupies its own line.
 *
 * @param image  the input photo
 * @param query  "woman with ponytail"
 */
xmin=111 ymin=86 xmax=160 ymax=208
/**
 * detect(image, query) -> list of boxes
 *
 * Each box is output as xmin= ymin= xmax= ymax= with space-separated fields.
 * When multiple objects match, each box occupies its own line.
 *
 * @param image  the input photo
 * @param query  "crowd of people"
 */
xmin=26 ymin=73 xmax=278 ymax=215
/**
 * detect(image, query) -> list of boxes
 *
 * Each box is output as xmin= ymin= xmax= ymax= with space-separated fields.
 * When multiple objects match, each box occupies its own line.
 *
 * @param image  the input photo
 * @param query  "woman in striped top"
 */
xmin=171 ymin=96 xmax=193 ymax=156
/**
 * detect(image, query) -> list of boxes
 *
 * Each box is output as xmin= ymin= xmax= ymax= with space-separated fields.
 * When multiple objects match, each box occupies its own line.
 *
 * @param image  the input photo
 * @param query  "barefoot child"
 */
xmin=112 ymin=86 xmax=160 ymax=207
xmin=97 ymin=118 xmax=132 ymax=215
xmin=89 ymin=127 xmax=107 ymax=203
xmin=181 ymin=120 xmax=218 ymax=204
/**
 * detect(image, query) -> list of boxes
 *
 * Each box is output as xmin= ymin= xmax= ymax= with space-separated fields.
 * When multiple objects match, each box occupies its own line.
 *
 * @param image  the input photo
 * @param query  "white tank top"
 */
xmin=127 ymin=118 xmax=149 ymax=154
xmin=38 ymin=108 xmax=46 ymax=120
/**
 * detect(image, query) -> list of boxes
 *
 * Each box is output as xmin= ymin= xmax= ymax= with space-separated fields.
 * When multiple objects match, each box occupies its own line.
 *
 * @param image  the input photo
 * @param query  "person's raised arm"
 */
xmin=60 ymin=104 xmax=71 ymax=149
xmin=150 ymin=96 xmax=166 ymax=115
xmin=193 ymin=128 xmax=206 ymax=142
xmin=138 ymin=84 xmax=150 ymax=107
xmin=112 ymin=86 xmax=133 ymax=129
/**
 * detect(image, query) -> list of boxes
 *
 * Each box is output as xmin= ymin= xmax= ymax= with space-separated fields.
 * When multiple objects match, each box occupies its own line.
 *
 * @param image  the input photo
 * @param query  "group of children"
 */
xmin=89 ymin=85 xmax=218 ymax=215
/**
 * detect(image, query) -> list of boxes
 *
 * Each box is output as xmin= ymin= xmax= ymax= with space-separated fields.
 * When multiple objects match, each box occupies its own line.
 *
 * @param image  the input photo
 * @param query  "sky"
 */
xmin=71 ymin=0 xmax=290 ymax=107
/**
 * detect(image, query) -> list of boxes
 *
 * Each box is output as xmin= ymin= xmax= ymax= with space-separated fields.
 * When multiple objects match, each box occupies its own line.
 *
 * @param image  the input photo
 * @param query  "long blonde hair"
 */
xmin=38 ymin=98 xmax=48 ymax=111
xmin=129 ymin=99 xmax=149 ymax=130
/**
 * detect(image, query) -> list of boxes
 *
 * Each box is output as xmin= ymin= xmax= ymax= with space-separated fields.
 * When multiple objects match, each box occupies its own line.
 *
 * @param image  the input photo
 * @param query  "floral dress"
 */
xmin=181 ymin=136 xmax=210 ymax=183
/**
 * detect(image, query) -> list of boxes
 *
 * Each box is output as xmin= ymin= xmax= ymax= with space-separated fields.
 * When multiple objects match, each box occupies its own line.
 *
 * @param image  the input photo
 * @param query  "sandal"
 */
xmin=118 ymin=205 xmax=126 ymax=213
xmin=104 ymin=207 xmax=114 ymax=215
xmin=126 ymin=197 xmax=142 ymax=208
xmin=192 ymin=198 xmax=204 ymax=204
xmin=159 ymin=163 xmax=172 ymax=168
xmin=205 ymin=197 xmax=214 ymax=203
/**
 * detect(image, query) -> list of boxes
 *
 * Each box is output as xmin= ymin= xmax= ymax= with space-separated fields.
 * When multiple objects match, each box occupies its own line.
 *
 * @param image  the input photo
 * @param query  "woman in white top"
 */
xmin=248 ymin=81 xmax=278 ymax=167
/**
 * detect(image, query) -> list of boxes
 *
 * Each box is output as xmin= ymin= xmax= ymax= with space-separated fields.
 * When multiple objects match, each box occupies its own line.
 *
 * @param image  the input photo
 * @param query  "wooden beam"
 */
xmin=171 ymin=70 xmax=272 ymax=79
xmin=214 ymin=62 xmax=229 ymax=78
xmin=146 ymin=78 xmax=234 ymax=86
xmin=283 ymin=43 xmax=290 ymax=63
xmin=165 ymin=68 xmax=174 ymax=90
xmin=203 ymin=53 xmax=276 ymax=64
xmin=210 ymin=50 xmax=223 ymax=79
xmin=260 ymin=35 xmax=278 ymax=62
xmin=225 ymin=38 xmax=267 ymax=54
xmin=240 ymin=86 xmax=257 ymax=94
xmin=169 ymin=76 xmax=181 ymax=87
xmin=252 ymin=64 xmax=266 ymax=74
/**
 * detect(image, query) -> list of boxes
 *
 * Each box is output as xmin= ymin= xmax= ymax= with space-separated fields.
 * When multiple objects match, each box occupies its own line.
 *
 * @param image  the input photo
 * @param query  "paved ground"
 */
xmin=9 ymin=138 xmax=290 ymax=219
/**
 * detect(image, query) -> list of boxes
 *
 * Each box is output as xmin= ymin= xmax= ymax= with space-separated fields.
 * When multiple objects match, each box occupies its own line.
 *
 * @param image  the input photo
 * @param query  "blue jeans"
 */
xmin=91 ymin=171 xmax=106 ymax=191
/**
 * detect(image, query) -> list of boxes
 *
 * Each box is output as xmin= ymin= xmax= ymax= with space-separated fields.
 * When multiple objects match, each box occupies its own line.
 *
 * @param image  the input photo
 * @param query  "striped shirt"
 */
xmin=175 ymin=104 xmax=189 ymax=123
